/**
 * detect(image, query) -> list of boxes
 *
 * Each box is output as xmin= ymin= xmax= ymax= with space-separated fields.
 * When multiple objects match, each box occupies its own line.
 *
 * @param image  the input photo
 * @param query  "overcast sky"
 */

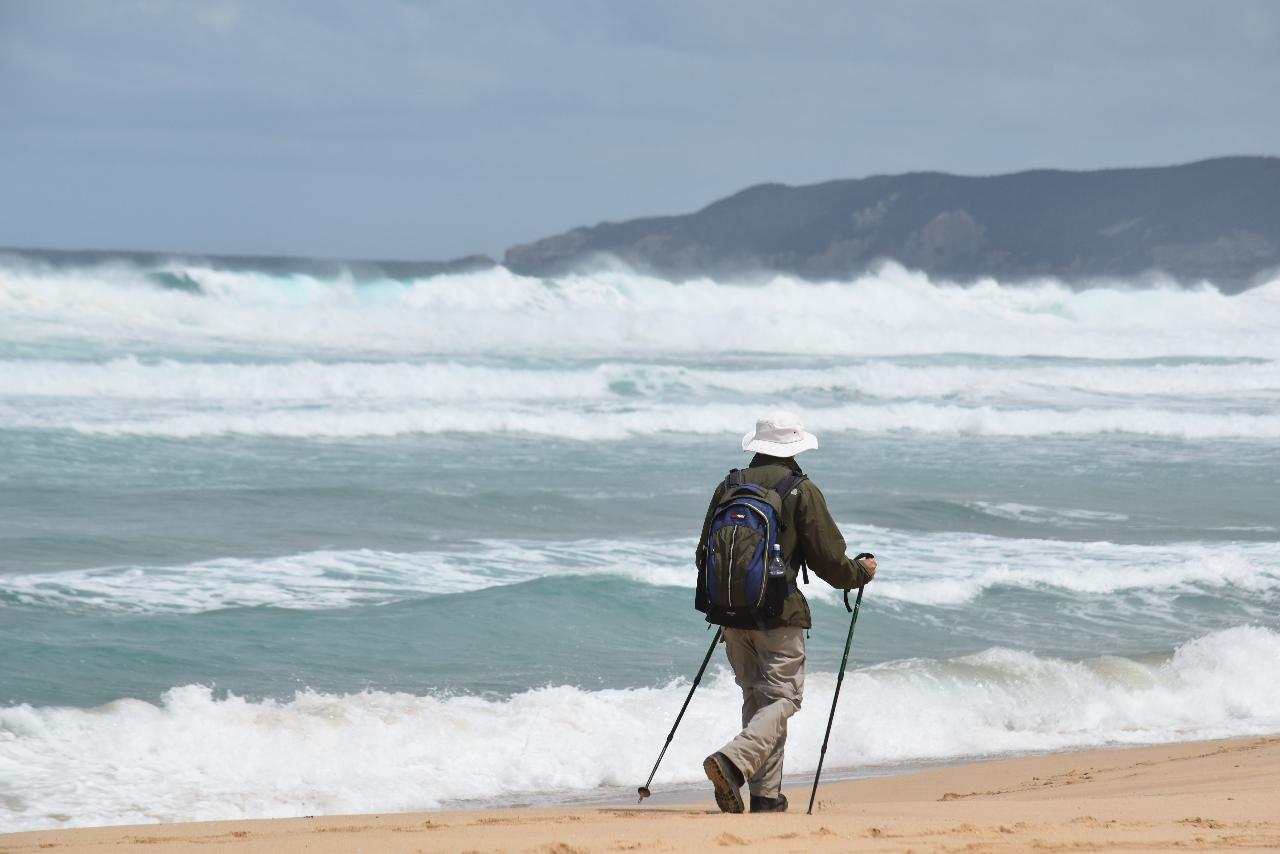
xmin=2 ymin=0 xmax=1277 ymax=261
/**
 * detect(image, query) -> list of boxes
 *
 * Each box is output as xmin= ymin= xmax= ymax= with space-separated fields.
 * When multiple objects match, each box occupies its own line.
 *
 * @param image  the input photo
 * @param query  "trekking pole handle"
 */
xmin=845 ymin=553 xmax=874 ymax=612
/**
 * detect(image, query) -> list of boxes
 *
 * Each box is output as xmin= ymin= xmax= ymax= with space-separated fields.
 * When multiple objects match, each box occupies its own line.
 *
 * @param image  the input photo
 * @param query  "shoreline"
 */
xmin=391 ymin=735 xmax=1277 ymax=812
xmin=453 ymin=753 xmax=967 ymax=812
xmin=4 ymin=734 xmax=1276 ymax=853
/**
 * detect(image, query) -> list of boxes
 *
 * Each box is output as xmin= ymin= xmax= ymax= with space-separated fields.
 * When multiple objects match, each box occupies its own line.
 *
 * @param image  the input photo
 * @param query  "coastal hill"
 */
xmin=505 ymin=156 xmax=1280 ymax=291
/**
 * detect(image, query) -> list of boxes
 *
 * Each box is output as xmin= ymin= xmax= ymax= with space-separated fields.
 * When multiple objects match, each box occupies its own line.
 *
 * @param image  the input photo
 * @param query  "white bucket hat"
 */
xmin=741 ymin=410 xmax=818 ymax=456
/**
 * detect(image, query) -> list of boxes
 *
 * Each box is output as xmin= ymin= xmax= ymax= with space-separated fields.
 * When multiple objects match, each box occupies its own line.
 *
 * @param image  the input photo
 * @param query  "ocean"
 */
xmin=1 ymin=254 xmax=1278 ymax=832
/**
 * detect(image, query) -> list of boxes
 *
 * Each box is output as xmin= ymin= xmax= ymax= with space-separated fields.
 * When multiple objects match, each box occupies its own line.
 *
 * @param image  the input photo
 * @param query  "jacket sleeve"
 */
xmin=794 ymin=481 xmax=873 ymax=589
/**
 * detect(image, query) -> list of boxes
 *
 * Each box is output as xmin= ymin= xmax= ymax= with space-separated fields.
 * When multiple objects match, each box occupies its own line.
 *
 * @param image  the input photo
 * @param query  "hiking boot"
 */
xmin=702 ymin=752 xmax=745 ymax=814
xmin=750 ymin=793 xmax=789 ymax=813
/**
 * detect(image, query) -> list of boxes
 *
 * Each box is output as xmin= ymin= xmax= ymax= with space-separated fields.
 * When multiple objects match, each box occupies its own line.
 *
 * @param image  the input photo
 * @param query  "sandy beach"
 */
xmin=4 ymin=735 xmax=1276 ymax=853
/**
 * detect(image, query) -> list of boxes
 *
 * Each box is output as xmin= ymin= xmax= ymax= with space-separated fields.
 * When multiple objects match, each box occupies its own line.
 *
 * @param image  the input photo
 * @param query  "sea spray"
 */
xmin=2 ymin=627 xmax=1277 ymax=833
xmin=4 ymin=260 xmax=1280 ymax=359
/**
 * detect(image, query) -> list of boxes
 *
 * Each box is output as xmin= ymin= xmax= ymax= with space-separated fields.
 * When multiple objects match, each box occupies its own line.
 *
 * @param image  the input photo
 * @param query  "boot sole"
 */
xmin=703 ymin=755 xmax=745 ymax=814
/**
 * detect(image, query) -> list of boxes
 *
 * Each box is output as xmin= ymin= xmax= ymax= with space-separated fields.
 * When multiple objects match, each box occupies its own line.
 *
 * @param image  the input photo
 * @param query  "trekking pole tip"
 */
xmin=636 ymin=786 xmax=651 ymax=802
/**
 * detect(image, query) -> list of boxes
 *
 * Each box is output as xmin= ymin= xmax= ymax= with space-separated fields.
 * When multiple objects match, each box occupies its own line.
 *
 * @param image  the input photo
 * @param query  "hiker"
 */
xmin=695 ymin=411 xmax=877 ymax=814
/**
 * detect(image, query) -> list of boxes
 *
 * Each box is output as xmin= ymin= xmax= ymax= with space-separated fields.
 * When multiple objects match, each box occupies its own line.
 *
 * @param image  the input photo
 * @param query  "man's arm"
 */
xmin=795 ymin=481 xmax=875 ymax=589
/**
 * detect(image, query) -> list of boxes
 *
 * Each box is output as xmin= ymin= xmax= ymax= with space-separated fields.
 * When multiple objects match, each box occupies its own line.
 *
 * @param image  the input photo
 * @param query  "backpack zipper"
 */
xmin=743 ymin=503 xmax=772 ymax=609
xmin=725 ymin=499 xmax=775 ymax=610
xmin=726 ymin=525 xmax=737 ymax=606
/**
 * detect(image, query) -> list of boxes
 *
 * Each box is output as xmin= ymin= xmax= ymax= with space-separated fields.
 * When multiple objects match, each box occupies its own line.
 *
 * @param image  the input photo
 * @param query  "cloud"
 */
xmin=194 ymin=1 xmax=240 ymax=33
xmin=135 ymin=0 xmax=241 ymax=33
xmin=0 ymin=0 xmax=1277 ymax=258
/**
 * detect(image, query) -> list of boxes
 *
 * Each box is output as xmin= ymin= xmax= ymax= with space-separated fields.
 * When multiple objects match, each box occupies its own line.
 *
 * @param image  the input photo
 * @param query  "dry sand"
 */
xmin=3 ymin=736 xmax=1277 ymax=853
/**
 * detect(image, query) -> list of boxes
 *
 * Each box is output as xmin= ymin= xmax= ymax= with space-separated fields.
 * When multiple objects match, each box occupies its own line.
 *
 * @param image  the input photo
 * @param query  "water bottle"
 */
xmin=765 ymin=543 xmax=787 ymax=616
xmin=769 ymin=543 xmax=786 ymax=578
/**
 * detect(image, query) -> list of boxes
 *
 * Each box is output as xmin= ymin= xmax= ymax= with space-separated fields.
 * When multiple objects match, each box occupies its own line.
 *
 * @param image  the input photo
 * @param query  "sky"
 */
xmin=2 ymin=0 xmax=1277 ymax=261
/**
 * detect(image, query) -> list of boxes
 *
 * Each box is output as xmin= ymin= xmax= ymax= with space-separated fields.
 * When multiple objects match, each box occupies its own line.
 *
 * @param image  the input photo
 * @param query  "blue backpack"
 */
xmin=695 ymin=469 xmax=807 ymax=628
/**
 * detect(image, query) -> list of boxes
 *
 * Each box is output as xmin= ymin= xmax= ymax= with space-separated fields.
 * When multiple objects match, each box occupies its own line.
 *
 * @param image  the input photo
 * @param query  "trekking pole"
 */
xmin=637 ymin=626 xmax=724 ymax=802
xmin=806 ymin=553 xmax=872 ymax=816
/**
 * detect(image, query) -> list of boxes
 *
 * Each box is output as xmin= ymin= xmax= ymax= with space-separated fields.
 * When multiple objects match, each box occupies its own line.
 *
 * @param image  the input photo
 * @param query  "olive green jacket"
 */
xmin=696 ymin=453 xmax=873 ymax=629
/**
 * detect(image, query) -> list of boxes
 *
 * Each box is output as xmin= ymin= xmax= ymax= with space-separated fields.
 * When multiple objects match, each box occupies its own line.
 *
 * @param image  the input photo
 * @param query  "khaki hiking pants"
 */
xmin=717 ymin=625 xmax=805 ymax=799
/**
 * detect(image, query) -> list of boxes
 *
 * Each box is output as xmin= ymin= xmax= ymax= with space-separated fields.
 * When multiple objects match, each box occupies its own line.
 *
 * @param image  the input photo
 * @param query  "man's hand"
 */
xmin=854 ymin=555 xmax=877 ymax=581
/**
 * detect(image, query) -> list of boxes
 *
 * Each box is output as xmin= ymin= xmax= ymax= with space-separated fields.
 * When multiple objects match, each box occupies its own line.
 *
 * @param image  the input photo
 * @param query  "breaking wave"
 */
xmin=14 ymin=401 xmax=1278 ymax=440
xmin=3 ymin=627 xmax=1277 ymax=832
xmin=3 ymin=356 xmax=1278 ymax=402
xmin=4 ymin=529 xmax=1276 ymax=615
xmin=6 ymin=261 xmax=1277 ymax=441
xmin=3 ymin=259 xmax=1280 ymax=359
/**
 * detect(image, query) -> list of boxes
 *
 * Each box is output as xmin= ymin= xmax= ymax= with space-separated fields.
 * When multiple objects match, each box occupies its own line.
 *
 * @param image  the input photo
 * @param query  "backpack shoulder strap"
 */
xmin=698 ymin=469 xmax=745 ymax=568
xmin=772 ymin=473 xmax=807 ymax=500
xmin=772 ymin=473 xmax=810 ymax=584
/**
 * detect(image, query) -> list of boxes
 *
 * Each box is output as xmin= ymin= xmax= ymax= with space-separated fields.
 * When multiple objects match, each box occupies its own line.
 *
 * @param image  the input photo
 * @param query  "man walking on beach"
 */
xmin=696 ymin=412 xmax=877 ymax=814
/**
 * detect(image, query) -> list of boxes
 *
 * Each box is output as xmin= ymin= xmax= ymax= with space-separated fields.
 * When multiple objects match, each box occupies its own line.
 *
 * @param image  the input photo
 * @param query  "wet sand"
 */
xmin=3 ymin=735 xmax=1277 ymax=853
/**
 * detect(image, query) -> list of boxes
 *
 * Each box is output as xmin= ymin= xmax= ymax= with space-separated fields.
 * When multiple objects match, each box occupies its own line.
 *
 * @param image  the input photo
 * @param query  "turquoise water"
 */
xmin=1 ymin=257 xmax=1278 ymax=831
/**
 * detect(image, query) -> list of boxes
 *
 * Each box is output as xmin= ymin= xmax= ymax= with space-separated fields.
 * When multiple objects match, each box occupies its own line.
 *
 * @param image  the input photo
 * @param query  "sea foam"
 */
xmin=6 ymin=262 xmax=1279 ymax=441
xmin=4 ymin=530 xmax=1276 ymax=615
xmin=16 ymin=401 xmax=1278 ymax=440
xmin=2 ymin=627 xmax=1277 ymax=832
xmin=3 ymin=260 xmax=1280 ymax=359
xmin=3 ymin=357 xmax=1278 ymax=402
